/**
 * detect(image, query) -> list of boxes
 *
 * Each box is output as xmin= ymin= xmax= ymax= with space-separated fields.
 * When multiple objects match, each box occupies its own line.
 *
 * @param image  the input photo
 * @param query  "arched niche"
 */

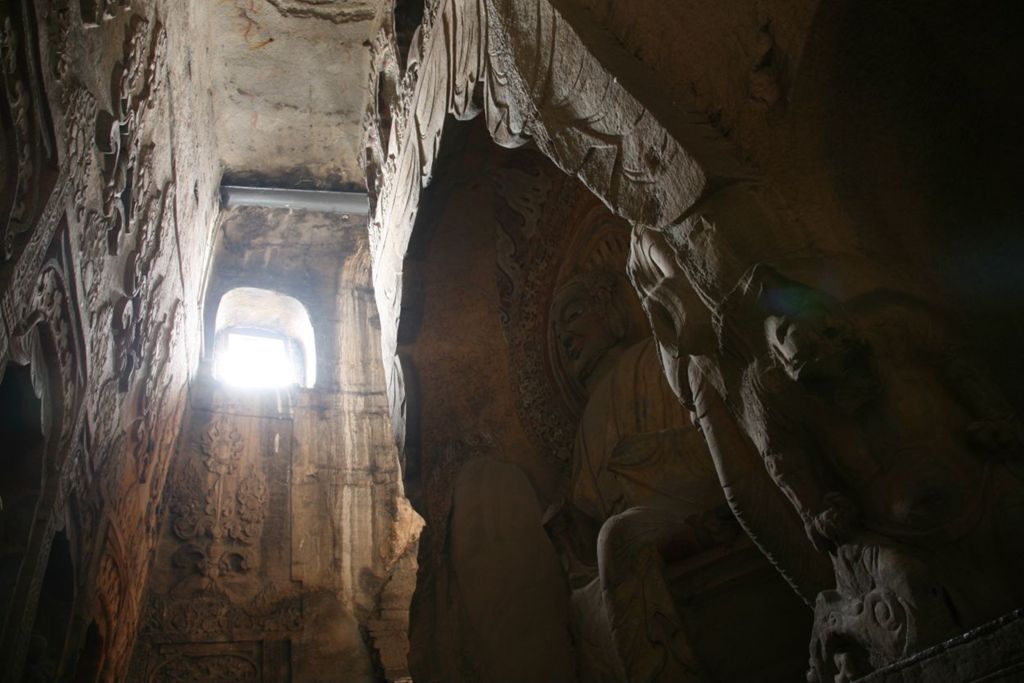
xmin=22 ymin=530 xmax=75 ymax=680
xmin=0 ymin=362 xmax=46 ymax=620
xmin=212 ymin=287 xmax=317 ymax=389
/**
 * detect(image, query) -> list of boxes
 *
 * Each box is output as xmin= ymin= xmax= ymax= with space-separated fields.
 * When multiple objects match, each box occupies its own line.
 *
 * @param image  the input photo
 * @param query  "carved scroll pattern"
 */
xmin=94 ymin=15 xmax=167 ymax=257
xmin=491 ymin=158 xmax=638 ymax=464
xmin=0 ymin=5 xmax=196 ymax=678
xmin=135 ymin=412 xmax=302 ymax=677
xmin=4 ymin=248 xmax=87 ymax=455
xmin=151 ymin=654 xmax=259 ymax=683
xmin=0 ymin=0 xmax=58 ymax=262
xmin=169 ymin=419 xmax=269 ymax=587
xmin=142 ymin=589 xmax=304 ymax=639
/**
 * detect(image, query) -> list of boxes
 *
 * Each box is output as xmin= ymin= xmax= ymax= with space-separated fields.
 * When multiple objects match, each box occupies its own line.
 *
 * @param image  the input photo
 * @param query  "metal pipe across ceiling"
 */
xmin=221 ymin=185 xmax=370 ymax=214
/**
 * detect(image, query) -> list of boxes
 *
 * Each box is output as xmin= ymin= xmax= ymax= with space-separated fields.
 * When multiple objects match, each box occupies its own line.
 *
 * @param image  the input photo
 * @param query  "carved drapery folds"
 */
xmin=628 ymin=222 xmax=1024 ymax=679
xmin=362 ymin=0 xmax=733 ymax=455
xmin=715 ymin=264 xmax=1024 ymax=680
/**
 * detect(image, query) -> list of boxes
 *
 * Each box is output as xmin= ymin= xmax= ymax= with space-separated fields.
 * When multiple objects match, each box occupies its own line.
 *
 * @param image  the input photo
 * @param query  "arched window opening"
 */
xmin=0 ymin=362 xmax=46 ymax=620
xmin=213 ymin=287 xmax=316 ymax=389
xmin=23 ymin=531 xmax=74 ymax=681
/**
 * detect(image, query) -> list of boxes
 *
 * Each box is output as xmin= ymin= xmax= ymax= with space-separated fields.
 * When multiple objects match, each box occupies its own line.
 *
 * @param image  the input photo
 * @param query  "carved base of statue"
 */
xmin=854 ymin=608 xmax=1024 ymax=682
xmin=809 ymin=466 xmax=1024 ymax=682
xmin=809 ymin=541 xmax=957 ymax=682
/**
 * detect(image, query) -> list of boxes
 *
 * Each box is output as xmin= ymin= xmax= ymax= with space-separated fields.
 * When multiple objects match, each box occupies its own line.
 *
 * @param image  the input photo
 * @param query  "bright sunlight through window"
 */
xmin=217 ymin=331 xmax=297 ymax=388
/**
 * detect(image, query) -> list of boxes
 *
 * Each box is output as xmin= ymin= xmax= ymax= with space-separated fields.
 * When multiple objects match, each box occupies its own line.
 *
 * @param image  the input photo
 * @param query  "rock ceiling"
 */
xmin=204 ymin=0 xmax=385 ymax=190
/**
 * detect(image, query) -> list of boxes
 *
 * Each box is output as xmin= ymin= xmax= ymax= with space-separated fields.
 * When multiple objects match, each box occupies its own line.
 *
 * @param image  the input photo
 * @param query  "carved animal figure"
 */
xmin=629 ymin=225 xmax=1024 ymax=681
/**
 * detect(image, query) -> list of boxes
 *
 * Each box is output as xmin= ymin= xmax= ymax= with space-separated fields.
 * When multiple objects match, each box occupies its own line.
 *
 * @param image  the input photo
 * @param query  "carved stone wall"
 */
xmin=130 ymin=207 xmax=422 ymax=682
xmin=130 ymin=402 xmax=305 ymax=682
xmin=0 ymin=0 xmax=218 ymax=680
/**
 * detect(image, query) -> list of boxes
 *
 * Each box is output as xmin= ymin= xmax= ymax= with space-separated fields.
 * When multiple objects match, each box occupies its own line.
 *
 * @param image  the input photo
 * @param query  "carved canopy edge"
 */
xmin=362 ymin=0 xmax=753 ymax=451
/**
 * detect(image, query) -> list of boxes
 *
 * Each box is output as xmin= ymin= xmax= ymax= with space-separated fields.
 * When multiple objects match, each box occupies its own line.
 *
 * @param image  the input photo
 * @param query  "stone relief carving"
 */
xmin=0 ymin=4 xmax=202 ymax=676
xmin=364 ymin=1 xmax=1024 ymax=677
xmin=6 ymin=246 xmax=86 ymax=452
xmin=94 ymin=15 xmax=167 ymax=255
xmin=151 ymin=653 xmax=260 ymax=683
xmin=728 ymin=265 xmax=1024 ymax=681
xmin=628 ymin=222 xmax=1024 ymax=680
xmin=627 ymin=226 xmax=834 ymax=606
xmin=94 ymin=526 xmax=147 ymax=680
xmin=66 ymin=483 xmax=102 ymax=591
xmin=492 ymin=159 xmax=583 ymax=464
xmin=96 ymin=546 xmax=125 ymax=643
xmin=127 ymin=294 xmax=185 ymax=485
xmin=0 ymin=0 xmax=58 ymax=263
xmin=130 ymin=403 xmax=298 ymax=675
xmin=112 ymin=180 xmax=171 ymax=391
xmin=169 ymin=419 xmax=269 ymax=591
xmin=265 ymin=0 xmax=376 ymax=24
xmin=362 ymin=0 xmax=739 ymax=456
xmin=142 ymin=588 xmax=304 ymax=639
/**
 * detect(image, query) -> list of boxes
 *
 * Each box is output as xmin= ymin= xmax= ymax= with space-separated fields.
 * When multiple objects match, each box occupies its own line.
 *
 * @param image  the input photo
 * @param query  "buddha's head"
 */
xmin=551 ymin=270 xmax=628 ymax=390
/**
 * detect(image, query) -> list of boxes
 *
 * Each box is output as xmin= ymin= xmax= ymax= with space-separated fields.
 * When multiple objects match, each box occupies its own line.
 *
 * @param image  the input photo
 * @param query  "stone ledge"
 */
xmin=858 ymin=610 xmax=1024 ymax=682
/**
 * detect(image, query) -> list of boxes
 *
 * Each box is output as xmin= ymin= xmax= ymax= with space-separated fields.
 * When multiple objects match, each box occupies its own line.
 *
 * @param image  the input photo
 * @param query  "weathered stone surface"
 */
xmin=129 ymin=206 xmax=422 ymax=681
xmin=206 ymin=0 xmax=386 ymax=188
xmin=857 ymin=610 xmax=1024 ymax=683
xmin=0 ymin=3 xmax=421 ymax=676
